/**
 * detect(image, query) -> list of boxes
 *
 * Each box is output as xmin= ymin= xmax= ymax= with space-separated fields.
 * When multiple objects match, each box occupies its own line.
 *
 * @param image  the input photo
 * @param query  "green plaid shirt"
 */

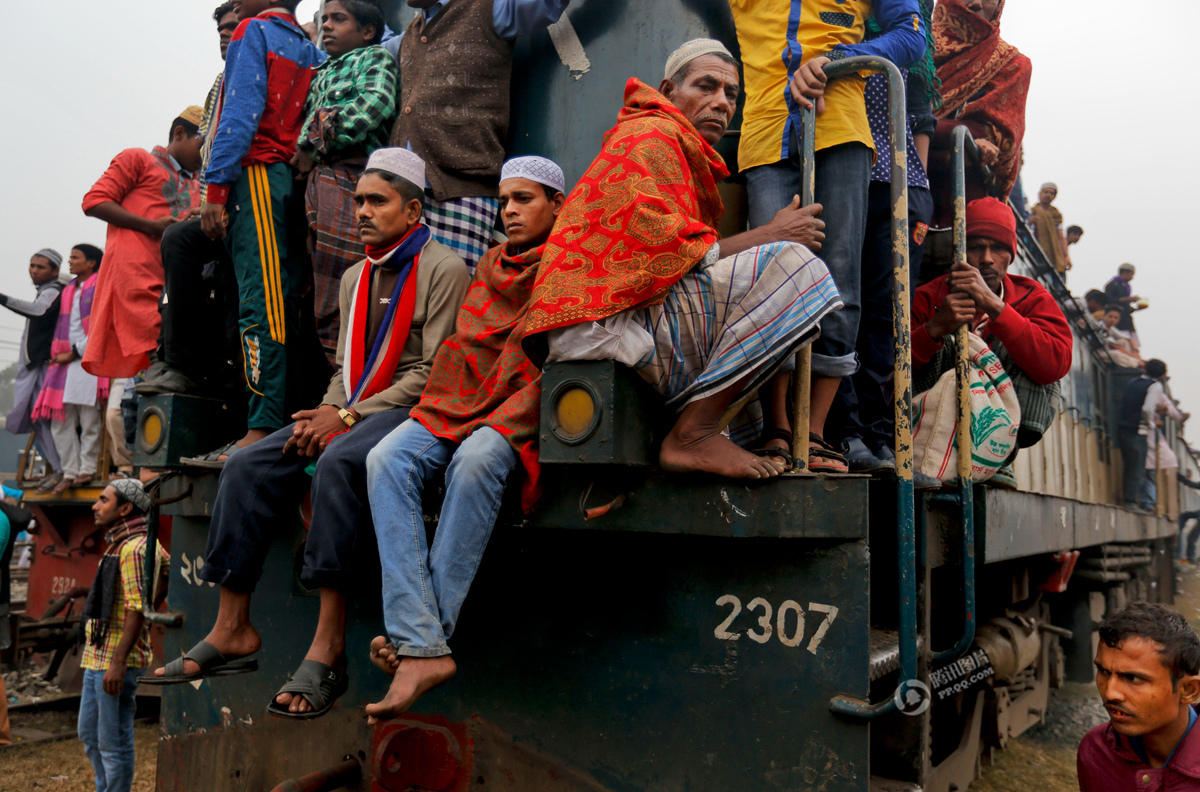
xmin=299 ymin=45 xmax=398 ymax=163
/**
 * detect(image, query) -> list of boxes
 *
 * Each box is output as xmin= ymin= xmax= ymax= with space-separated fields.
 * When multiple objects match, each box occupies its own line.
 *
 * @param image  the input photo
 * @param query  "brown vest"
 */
xmin=391 ymin=0 xmax=514 ymax=202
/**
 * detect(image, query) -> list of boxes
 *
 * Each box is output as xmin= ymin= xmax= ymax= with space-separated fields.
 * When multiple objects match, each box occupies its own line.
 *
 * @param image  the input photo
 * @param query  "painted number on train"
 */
xmin=179 ymin=552 xmax=217 ymax=588
xmin=713 ymin=595 xmax=839 ymax=654
xmin=50 ymin=576 xmax=77 ymax=596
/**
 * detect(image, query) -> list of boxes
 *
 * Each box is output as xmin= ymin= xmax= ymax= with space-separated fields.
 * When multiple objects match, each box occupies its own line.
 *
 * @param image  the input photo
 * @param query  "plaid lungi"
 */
xmin=306 ymin=163 xmax=366 ymax=365
xmin=636 ymin=241 xmax=842 ymax=409
xmin=422 ymin=195 xmax=500 ymax=271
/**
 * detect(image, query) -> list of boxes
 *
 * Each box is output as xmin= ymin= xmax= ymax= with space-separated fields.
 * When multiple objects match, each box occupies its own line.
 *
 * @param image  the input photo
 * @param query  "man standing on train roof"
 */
xmin=362 ymin=154 xmax=567 ymax=721
xmin=383 ymin=0 xmax=571 ymax=269
xmin=1078 ymin=602 xmax=1200 ymax=790
xmin=78 ymin=479 xmax=167 ymax=792
xmin=144 ymin=149 xmax=469 ymax=721
xmin=728 ymin=0 xmax=926 ymax=473
xmin=0 ymin=249 xmax=64 ymax=490
xmin=523 ymin=39 xmax=838 ymax=481
xmin=80 ymin=107 xmax=205 ymax=380
xmin=1105 ymin=263 xmax=1146 ymax=342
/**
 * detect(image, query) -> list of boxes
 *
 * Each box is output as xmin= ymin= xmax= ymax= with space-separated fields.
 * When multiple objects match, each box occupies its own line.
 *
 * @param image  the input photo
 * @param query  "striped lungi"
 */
xmin=422 ymin=195 xmax=500 ymax=271
xmin=635 ymin=241 xmax=842 ymax=410
xmin=306 ymin=163 xmax=366 ymax=366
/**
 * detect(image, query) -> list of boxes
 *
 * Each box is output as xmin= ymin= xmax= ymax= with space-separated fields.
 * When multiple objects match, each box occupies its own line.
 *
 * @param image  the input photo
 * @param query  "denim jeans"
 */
xmin=745 ymin=143 xmax=872 ymax=378
xmin=78 ymin=667 xmax=143 ymax=792
xmin=365 ymin=420 xmax=517 ymax=657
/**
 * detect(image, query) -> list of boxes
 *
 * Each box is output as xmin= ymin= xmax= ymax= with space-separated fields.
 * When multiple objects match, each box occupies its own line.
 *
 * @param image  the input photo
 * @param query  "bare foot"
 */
xmin=660 ymin=427 xmax=786 ymax=479
xmin=152 ymin=623 xmax=261 ymax=678
xmin=369 ymin=636 xmax=400 ymax=676
xmin=364 ymin=655 xmax=456 ymax=724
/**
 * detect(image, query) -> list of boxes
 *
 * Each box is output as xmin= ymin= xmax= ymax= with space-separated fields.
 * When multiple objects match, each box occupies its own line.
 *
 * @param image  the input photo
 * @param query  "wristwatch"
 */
xmin=337 ymin=408 xmax=358 ymax=428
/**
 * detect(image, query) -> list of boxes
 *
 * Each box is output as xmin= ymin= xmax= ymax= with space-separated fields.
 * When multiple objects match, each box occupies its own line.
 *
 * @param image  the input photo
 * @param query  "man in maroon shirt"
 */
xmin=1078 ymin=602 xmax=1200 ymax=791
xmin=911 ymin=196 xmax=1072 ymax=481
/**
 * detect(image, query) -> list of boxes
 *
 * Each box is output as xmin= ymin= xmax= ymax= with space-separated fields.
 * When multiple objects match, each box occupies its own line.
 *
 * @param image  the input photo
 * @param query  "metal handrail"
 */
xmin=804 ymin=55 xmax=914 ymax=721
xmin=142 ymin=474 xmax=185 ymax=627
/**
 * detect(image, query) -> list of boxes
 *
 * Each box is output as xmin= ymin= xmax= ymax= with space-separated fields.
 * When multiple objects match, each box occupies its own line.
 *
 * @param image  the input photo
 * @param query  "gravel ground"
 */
xmin=1 ymin=722 xmax=157 ymax=792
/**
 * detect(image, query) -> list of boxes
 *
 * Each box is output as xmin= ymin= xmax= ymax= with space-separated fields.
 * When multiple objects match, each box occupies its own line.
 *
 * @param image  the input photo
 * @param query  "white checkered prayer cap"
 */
xmin=664 ymin=38 xmax=735 ymax=80
xmin=500 ymin=156 xmax=566 ymax=195
xmin=366 ymin=147 xmax=426 ymax=191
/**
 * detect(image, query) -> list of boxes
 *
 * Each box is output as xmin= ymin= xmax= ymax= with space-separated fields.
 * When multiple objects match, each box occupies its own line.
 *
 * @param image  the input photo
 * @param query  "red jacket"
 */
xmin=911 ymin=273 xmax=1072 ymax=385
xmin=1077 ymin=711 xmax=1200 ymax=791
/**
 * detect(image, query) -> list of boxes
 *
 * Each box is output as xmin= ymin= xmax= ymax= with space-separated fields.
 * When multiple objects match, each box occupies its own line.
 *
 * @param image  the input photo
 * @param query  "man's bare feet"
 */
xmin=660 ymin=426 xmax=786 ymax=479
xmin=153 ymin=623 xmax=261 ymax=678
xmin=364 ymin=655 xmax=456 ymax=724
xmin=369 ymin=636 xmax=400 ymax=676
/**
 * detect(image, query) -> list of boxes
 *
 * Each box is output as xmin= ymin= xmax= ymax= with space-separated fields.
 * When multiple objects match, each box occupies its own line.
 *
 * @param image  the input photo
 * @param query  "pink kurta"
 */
xmin=81 ymin=146 xmax=200 ymax=378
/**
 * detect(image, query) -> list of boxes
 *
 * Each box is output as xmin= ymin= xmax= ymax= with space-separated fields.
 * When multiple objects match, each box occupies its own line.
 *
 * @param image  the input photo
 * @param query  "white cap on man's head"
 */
xmin=500 ymin=156 xmax=566 ymax=194
xmin=365 ymin=147 xmax=426 ymax=190
xmin=664 ymin=38 xmax=735 ymax=79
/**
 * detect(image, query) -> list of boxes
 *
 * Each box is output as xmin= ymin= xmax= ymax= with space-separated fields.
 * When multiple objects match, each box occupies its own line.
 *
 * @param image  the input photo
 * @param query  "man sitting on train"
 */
xmin=1077 ymin=602 xmax=1200 ymax=790
xmin=144 ymin=149 xmax=470 ymax=721
xmin=361 ymin=155 xmax=567 ymax=722
xmin=910 ymin=196 xmax=1072 ymax=484
xmin=523 ymin=39 xmax=839 ymax=480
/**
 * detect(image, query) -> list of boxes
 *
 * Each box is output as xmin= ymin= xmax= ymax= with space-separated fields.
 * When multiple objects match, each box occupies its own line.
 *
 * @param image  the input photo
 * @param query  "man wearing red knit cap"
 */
xmin=911 ymin=197 xmax=1072 ymax=484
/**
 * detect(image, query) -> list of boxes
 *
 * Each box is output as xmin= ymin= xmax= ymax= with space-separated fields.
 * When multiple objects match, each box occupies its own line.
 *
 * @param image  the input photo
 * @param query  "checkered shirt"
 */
xmin=80 ymin=535 xmax=168 ymax=671
xmin=299 ymin=45 xmax=398 ymax=163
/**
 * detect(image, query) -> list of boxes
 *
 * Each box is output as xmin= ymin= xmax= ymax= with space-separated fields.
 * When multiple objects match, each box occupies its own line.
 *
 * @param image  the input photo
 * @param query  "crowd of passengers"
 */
xmin=5 ymin=0 xmax=1190 ymax=785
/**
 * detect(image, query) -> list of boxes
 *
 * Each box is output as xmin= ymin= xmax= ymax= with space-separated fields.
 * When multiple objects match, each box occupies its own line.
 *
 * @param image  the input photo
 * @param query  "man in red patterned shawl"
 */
xmin=362 ymin=155 xmax=567 ymax=721
xmin=931 ymin=0 xmax=1032 ymax=197
xmin=523 ymin=39 xmax=841 ymax=480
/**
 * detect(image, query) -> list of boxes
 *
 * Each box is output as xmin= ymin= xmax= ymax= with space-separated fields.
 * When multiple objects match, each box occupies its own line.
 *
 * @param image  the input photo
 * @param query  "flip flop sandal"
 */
xmin=807 ymin=433 xmax=849 ymax=474
xmin=266 ymin=659 xmax=349 ymax=720
xmin=753 ymin=447 xmax=795 ymax=471
xmin=139 ymin=640 xmax=258 ymax=686
xmin=752 ymin=427 xmax=796 ymax=471
xmin=179 ymin=441 xmax=241 ymax=470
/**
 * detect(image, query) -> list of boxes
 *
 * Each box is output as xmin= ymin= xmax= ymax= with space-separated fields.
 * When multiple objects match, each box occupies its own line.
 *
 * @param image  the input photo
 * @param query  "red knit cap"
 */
xmin=966 ymin=197 xmax=1017 ymax=257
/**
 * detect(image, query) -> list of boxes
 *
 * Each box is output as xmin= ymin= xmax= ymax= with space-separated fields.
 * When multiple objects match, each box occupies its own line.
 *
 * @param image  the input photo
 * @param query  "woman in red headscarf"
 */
xmin=931 ymin=0 xmax=1031 ymax=197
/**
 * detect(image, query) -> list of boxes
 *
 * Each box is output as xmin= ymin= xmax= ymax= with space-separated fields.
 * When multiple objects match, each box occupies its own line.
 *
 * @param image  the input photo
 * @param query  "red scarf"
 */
xmin=932 ymin=0 xmax=1031 ymax=195
xmin=411 ymin=242 xmax=545 ymax=512
xmin=522 ymin=78 xmax=727 ymax=346
xmin=342 ymin=224 xmax=430 ymax=405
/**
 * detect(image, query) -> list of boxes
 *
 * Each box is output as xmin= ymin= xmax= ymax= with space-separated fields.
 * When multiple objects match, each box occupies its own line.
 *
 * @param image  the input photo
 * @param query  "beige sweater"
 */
xmin=321 ymin=239 xmax=470 ymax=416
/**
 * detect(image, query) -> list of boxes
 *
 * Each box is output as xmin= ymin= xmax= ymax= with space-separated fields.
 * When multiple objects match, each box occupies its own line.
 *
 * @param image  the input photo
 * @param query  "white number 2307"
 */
xmin=714 ymin=594 xmax=839 ymax=654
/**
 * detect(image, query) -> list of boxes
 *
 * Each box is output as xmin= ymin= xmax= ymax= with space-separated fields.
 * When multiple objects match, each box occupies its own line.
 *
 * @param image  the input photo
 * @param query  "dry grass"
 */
xmin=0 ymin=722 xmax=157 ymax=792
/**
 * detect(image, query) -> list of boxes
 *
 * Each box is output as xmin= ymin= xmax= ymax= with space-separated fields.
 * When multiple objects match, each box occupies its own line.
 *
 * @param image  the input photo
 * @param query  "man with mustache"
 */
xmin=910 ymin=196 xmax=1071 ymax=484
xmin=145 ymin=149 xmax=469 ymax=723
xmin=524 ymin=39 xmax=839 ymax=480
xmin=1078 ymin=602 xmax=1200 ymax=790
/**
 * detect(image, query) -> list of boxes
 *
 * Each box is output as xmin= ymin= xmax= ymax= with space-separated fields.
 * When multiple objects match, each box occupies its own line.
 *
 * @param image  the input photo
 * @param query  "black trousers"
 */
xmin=159 ymin=218 xmax=240 ymax=388
xmin=199 ymin=408 xmax=410 ymax=593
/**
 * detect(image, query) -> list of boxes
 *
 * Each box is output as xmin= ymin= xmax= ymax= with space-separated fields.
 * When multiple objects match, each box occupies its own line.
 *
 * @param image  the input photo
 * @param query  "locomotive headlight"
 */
xmin=140 ymin=406 xmax=166 ymax=454
xmin=550 ymin=380 xmax=601 ymax=444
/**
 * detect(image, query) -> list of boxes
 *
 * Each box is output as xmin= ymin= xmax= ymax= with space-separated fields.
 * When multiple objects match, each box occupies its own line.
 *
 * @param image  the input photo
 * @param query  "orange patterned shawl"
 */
xmin=411 ymin=242 xmax=544 ymax=512
xmin=522 ymin=78 xmax=728 ymax=347
xmin=933 ymin=0 xmax=1031 ymax=195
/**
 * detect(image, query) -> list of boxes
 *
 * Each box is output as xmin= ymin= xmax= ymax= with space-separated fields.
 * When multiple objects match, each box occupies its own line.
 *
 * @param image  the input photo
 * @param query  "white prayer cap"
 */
xmin=1040 ymin=182 xmax=1058 ymax=191
xmin=500 ymin=156 xmax=566 ymax=194
xmin=365 ymin=147 xmax=426 ymax=190
xmin=664 ymin=38 xmax=735 ymax=80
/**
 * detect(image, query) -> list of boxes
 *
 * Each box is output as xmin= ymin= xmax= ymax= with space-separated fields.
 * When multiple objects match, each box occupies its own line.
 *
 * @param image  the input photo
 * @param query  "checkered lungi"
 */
xmin=422 ymin=195 xmax=501 ymax=271
xmin=634 ymin=241 xmax=842 ymax=412
xmin=306 ymin=163 xmax=366 ymax=365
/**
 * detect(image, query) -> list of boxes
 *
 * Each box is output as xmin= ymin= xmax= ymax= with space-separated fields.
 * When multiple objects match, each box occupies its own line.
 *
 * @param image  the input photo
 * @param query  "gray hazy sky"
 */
xmin=3 ymin=1 xmax=1198 ymax=440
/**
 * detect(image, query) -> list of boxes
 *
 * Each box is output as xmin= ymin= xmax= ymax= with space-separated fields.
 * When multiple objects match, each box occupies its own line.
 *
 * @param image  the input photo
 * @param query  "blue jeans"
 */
xmin=366 ymin=420 xmax=517 ymax=657
xmin=745 ymin=143 xmax=872 ymax=377
xmin=78 ymin=667 xmax=143 ymax=792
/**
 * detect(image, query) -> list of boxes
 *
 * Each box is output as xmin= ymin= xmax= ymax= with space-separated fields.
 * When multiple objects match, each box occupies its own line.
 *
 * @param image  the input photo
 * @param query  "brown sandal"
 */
xmin=807 ymin=433 xmax=849 ymax=474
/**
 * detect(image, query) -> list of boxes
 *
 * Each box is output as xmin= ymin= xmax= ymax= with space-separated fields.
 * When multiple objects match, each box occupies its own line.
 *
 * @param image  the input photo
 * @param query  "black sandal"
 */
xmin=807 ymin=433 xmax=849 ymax=474
xmin=753 ymin=427 xmax=795 ymax=470
xmin=140 ymin=640 xmax=258 ymax=686
xmin=266 ymin=659 xmax=349 ymax=720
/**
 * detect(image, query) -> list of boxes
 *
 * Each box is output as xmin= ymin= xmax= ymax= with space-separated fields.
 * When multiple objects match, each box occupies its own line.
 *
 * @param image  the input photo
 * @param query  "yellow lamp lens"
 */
xmin=141 ymin=411 xmax=164 ymax=451
xmin=555 ymin=387 xmax=596 ymax=440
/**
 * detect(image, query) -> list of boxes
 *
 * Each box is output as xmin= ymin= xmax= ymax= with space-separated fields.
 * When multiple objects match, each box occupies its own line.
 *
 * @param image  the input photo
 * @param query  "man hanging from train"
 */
xmin=78 ymin=479 xmax=167 ymax=792
xmin=144 ymin=149 xmax=470 ymax=722
xmin=522 ymin=39 xmax=839 ymax=480
xmin=361 ymin=155 xmax=566 ymax=721
xmin=1077 ymin=602 xmax=1200 ymax=790
xmin=385 ymin=0 xmax=571 ymax=269
xmin=910 ymin=196 xmax=1072 ymax=486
